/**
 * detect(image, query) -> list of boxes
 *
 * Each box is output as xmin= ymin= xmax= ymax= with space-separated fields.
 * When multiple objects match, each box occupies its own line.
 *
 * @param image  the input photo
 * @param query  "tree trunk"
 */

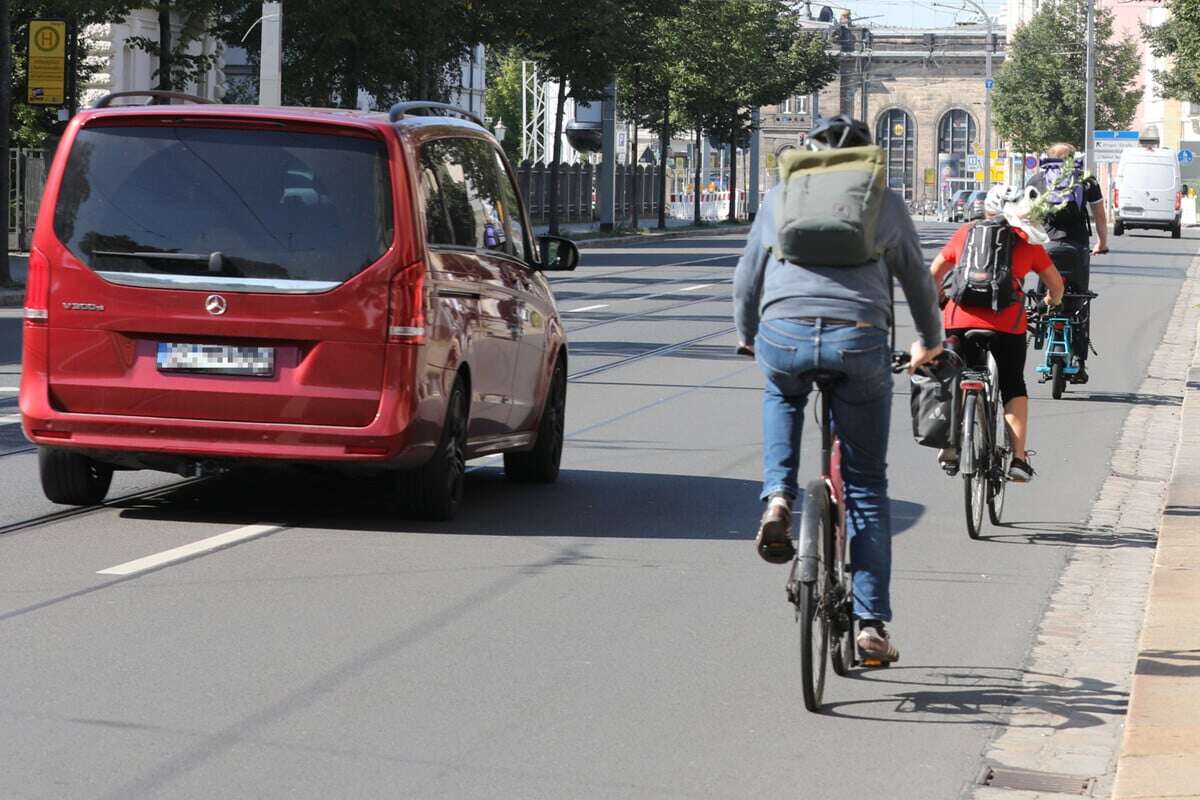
xmin=157 ymin=1 xmax=172 ymax=91
xmin=0 ymin=0 xmax=11 ymax=284
xmin=548 ymin=77 xmax=567 ymax=236
xmin=693 ymin=127 xmax=702 ymax=226
xmin=727 ymin=132 xmax=738 ymax=223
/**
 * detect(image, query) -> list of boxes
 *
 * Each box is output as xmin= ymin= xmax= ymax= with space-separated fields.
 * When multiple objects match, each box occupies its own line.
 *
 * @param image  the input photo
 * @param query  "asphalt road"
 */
xmin=0 ymin=223 xmax=1195 ymax=799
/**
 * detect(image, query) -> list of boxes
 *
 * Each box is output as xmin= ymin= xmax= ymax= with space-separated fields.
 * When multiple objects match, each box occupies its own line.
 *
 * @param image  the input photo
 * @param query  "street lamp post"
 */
xmin=1085 ymin=0 xmax=1096 ymax=175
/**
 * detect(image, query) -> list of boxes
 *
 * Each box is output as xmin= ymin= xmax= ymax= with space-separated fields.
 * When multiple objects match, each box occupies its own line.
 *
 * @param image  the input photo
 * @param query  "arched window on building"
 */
xmin=876 ymin=108 xmax=915 ymax=201
xmin=937 ymin=108 xmax=979 ymax=197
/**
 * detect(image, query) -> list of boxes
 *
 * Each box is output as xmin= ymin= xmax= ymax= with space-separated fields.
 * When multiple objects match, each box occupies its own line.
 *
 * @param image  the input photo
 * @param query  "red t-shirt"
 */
xmin=940 ymin=222 xmax=1053 ymax=334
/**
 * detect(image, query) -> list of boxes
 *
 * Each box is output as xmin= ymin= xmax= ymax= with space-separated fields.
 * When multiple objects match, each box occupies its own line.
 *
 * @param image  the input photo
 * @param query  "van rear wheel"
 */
xmin=1172 ymin=222 xmax=1182 ymax=239
xmin=39 ymin=447 xmax=114 ymax=506
xmin=504 ymin=360 xmax=566 ymax=484
xmin=401 ymin=379 xmax=468 ymax=521
xmin=1113 ymin=221 xmax=1124 ymax=236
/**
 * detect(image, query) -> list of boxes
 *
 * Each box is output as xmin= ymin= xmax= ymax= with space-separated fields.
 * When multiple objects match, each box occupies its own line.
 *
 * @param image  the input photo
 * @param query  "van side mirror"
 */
xmin=537 ymin=235 xmax=579 ymax=271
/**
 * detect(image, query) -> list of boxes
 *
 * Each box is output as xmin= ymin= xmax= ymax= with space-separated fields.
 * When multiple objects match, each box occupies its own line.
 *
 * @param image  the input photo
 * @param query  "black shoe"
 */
xmin=1071 ymin=365 xmax=1089 ymax=384
xmin=1008 ymin=457 xmax=1035 ymax=483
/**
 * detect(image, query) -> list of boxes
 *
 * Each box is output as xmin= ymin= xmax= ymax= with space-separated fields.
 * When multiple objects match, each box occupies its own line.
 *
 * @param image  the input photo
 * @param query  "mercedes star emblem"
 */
xmin=205 ymin=294 xmax=227 ymax=316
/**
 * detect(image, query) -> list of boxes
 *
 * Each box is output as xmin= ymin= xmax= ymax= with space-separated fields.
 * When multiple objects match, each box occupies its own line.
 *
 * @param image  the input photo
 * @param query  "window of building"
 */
xmin=876 ymin=108 xmax=915 ymax=201
xmin=938 ymin=108 xmax=979 ymax=192
xmin=780 ymin=95 xmax=809 ymax=115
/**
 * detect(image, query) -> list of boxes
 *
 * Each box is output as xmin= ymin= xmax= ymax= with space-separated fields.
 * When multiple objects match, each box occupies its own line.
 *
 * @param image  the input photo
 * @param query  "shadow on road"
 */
xmin=821 ymin=665 xmax=1128 ymax=729
xmin=976 ymin=520 xmax=1157 ymax=549
xmin=1062 ymin=391 xmax=1181 ymax=407
xmin=115 ymin=467 xmax=927 ymax=541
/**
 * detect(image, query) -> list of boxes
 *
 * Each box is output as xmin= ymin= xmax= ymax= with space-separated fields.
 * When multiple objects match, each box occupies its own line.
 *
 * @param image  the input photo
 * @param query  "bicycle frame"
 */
xmin=797 ymin=383 xmax=845 ymax=583
xmin=1031 ymin=291 xmax=1097 ymax=377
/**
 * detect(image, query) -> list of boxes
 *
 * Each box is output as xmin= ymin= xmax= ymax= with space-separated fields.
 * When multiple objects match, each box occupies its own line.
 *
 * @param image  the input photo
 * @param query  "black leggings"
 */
xmin=947 ymin=329 xmax=1029 ymax=404
xmin=1044 ymin=243 xmax=1092 ymax=363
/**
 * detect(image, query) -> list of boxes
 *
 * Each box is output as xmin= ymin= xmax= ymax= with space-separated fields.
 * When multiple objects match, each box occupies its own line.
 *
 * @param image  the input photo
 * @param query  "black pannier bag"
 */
xmin=910 ymin=360 xmax=960 ymax=448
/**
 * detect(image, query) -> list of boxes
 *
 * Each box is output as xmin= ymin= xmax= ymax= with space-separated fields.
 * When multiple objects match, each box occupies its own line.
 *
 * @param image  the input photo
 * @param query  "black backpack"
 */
xmin=947 ymin=220 xmax=1017 ymax=311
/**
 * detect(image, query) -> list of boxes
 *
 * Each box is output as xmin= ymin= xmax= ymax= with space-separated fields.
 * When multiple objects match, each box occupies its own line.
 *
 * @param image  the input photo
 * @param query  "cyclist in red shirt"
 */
xmin=930 ymin=185 xmax=1065 ymax=482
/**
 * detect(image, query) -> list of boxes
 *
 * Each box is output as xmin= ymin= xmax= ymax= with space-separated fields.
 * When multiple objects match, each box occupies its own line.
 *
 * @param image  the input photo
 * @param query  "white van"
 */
xmin=1113 ymin=148 xmax=1183 ymax=238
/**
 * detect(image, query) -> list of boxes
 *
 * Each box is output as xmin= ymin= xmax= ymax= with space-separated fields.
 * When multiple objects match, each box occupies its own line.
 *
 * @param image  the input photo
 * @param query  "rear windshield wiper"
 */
xmin=91 ymin=250 xmax=225 ymax=272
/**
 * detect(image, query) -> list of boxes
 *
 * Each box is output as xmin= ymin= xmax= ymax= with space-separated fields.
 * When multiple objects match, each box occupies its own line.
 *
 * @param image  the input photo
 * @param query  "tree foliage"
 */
xmin=1143 ymin=0 xmax=1200 ymax=103
xmin=992 ymin=0 xmax=1140 ymax=153
xmin=126 ymin=2 xmax=223 ymax=91
xmin=484 ymin=48 xmax=522 ymax=164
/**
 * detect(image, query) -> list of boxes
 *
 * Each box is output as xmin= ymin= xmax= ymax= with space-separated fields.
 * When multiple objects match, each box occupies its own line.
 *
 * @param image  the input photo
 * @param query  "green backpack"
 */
xmin=774 ymin=145 xmax=887 ymax=266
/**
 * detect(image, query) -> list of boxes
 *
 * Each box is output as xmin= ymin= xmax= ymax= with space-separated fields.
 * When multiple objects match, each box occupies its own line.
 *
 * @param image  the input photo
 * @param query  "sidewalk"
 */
xmin=1 ymin=254 xmax=27 ymax=307
xmin=1112 ymin=317 xmax=1200 ymax=798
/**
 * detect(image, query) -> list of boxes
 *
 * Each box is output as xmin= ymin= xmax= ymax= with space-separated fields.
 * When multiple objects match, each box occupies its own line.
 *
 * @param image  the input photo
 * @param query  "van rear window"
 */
xmin=53 ymin=125 xmax=394 ymax=292
xmin=1127 ymin=163 xmax=1176 ymax=191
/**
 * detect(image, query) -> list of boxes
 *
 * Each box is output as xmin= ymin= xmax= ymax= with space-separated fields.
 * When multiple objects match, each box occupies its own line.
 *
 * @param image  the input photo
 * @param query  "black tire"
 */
xmin=988 ymin=396 xmax=1010 ymax=526
xmin=962 ymin=394 xmax=986 ymax=540
xmin=797 ymin=483 xmax=832 ymax=711
xmin=1113 ymin=221 xmax=1124 ymax=236
xmin=504 ymin=359 xmax=566 ymax=483
xmin=830 ymin=605 xmax=855 ymax=677
xmin=1172 ymin=222 xmax=1182 ymax=239
xmin=38 ymin=447 xmax=113 ymax=506
xmin=1051 ymin=361 xmax=1066 ymax=400
xmin=402 ymin=378 xmax=468 ymax=520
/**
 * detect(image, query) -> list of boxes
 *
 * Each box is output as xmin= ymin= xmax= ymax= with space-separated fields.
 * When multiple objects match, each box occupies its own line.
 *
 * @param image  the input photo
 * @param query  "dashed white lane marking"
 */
xmin=680 ymin=284 xmax=713 ymax=292
xmin=0 ymin=387 xmax=19 ymax=392
xmin=0 ymin=414 xmax=22 ymax=425
xmin=565 ymin=304 xmax=609 ymax=313
xmin=97 ymin=524 xmax=284 ymax=576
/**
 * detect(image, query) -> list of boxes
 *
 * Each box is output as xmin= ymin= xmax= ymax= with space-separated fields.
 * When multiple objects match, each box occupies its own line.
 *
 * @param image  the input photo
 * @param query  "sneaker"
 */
xmin=755 ymin=497 xmax=795 ymax=564
xmin=1008 ymin=456 xmax=1035 ymax=483
xmin=856 ymin=621 xmax=900 ymax=664
xmin=938 ymin=447 xmax=959 ymax=475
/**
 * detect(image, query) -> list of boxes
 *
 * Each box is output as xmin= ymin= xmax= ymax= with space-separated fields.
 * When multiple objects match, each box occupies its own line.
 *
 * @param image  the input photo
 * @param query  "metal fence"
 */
xmin=514 ymin=161 xmax=665 ymax=225
xmin=7 ymin=148 xmax=50 ymax=252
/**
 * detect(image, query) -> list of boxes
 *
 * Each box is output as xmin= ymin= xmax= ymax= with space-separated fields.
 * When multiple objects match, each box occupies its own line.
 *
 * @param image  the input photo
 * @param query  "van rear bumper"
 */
xmin=1116 ymin=210 xmax=1179 ymax=227
xmin=19 ymin=325 xmax=445 ymax=469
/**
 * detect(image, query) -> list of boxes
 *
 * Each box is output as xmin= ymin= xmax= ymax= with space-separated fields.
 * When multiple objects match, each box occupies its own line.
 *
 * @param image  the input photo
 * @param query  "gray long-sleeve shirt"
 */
xmin=733 ymin=185 xmax=944 ymax=348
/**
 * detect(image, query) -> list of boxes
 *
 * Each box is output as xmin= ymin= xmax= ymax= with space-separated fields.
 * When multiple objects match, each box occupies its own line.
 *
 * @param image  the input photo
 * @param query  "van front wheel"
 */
xmin=39 ymin=447 xmax=114 ymax=506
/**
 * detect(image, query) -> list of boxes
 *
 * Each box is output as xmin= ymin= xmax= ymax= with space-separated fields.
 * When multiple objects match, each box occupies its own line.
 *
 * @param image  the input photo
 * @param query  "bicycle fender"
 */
xmin=797 ymin=480 xmax=830 ymax=583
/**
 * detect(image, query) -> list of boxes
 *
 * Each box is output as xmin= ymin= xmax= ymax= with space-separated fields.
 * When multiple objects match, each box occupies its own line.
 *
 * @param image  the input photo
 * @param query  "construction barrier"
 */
xmin=667 ymin=191 xmax=746 ymax=221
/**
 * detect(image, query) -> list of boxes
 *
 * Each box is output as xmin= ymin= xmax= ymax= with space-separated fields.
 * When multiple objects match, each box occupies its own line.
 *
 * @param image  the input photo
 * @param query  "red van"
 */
xmin=19 ymin=93 xmax=578 ymax=519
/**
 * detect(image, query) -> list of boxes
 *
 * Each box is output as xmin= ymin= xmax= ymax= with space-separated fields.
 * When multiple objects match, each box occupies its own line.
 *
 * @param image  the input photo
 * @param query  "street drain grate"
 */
xmin=978 ymin=765 xmax=1095 ymax=794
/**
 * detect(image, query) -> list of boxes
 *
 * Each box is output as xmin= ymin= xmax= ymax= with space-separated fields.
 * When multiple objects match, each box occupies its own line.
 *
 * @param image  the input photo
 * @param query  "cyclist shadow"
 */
xmin=973 ymin=521 xmax=1157 ymax=549
xmin=820 ymin=665 xmax=1127 ymax=729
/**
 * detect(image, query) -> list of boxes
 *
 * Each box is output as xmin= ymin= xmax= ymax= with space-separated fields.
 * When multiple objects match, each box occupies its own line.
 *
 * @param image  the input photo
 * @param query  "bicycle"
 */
xmin=787 ymin=351 xmax=943 ymax=712
xmin=952 ymin=331 xmax=1012 ymax=539
xmin=1028 ymin=290 xmax=1099 ymax=400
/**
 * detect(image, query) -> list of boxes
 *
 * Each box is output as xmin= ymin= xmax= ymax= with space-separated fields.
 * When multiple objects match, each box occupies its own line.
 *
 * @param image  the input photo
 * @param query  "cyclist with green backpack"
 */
xmin=733 ymin=115 xmax=943 ymax=662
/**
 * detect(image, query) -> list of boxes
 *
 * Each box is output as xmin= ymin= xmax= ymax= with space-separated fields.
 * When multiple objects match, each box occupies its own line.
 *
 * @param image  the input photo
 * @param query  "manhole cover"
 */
xmin=980 ymin=766 xmax=1095 ymax=794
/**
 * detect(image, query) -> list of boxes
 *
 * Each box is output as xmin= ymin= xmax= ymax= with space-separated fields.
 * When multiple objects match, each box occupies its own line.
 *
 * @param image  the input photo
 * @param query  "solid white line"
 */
xmin=680 ymin=284 xmax=713 ymax=292
xmin=566 ymin=304 xmax=609 ymax=313
xmin=0 ymin=387 xmax=19 ymax=392
xmin=0 ymin=414 xmax=21 ymax=425
xmin=97 ymin=524 xmax=284 ymax=576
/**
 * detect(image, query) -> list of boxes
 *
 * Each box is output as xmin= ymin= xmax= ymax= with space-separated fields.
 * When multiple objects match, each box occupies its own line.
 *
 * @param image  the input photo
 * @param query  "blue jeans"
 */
xmin=755 ymin=318 xmax=895 ymax=622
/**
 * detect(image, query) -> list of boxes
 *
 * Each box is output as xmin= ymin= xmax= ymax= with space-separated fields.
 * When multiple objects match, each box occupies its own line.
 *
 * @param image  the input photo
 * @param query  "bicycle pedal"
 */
xmin=860 ymin=657 xmax=890 ymax=668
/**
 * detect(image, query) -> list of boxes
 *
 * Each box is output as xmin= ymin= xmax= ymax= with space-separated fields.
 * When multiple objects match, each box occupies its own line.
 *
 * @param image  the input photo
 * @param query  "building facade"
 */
xmin=759 ymin=22 xmax=1006 ymax=207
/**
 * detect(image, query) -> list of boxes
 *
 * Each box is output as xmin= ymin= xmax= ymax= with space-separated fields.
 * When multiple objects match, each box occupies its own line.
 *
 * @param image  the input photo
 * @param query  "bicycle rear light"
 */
xmin=1054 ymin=321 xmax=1065 ymax=331
xmin=960 ymin=380 xmax=986 ymax=391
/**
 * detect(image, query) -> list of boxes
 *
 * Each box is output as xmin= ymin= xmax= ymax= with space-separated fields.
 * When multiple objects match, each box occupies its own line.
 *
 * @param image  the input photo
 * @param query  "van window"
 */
xmin=418 ymin=138 xmax=527 ymax=261
xmin=1125 ymin=162 xmax=1177 ymax=191
xmin=53 ymin=125 xmax=394 ymax=291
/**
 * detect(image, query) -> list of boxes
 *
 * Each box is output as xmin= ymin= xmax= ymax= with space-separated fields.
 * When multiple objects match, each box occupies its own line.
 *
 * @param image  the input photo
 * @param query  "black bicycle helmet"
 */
xmin=808 ymin=114 xmax=872 ymax=149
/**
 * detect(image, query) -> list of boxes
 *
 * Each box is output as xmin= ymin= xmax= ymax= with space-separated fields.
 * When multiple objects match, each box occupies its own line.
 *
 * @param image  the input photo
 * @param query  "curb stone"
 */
xmin=965 ymin=249 xmax=1200 ymax=799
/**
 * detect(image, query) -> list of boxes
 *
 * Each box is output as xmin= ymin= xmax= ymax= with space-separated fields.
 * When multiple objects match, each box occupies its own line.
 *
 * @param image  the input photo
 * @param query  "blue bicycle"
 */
xmin=1028 ymin=290 xmax=1099 ymax=400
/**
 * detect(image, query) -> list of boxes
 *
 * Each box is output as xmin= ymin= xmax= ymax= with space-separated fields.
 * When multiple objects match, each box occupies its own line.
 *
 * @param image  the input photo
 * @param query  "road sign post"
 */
xmin=1093 ymin=130 xmax=1139 ymax=163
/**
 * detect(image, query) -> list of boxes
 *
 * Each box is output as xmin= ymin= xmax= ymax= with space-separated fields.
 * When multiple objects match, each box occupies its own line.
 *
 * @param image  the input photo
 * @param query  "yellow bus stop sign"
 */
xmin=28 ymin=20 xmax=67 ymax=105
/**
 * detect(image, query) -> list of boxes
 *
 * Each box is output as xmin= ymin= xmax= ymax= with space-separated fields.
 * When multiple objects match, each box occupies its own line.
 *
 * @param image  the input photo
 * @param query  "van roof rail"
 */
xmin=388 ymin=101 xmax=483 ymax=127
xmin=93 ymin=91 xmax=215 ymax=109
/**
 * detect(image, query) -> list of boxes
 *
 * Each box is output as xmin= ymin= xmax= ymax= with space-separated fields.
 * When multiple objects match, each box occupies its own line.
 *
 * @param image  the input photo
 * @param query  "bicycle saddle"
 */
xmin=964 ymin=329 xmax=998 ymax=342
xmin=799 ymin=368 xmax=847 ymax=387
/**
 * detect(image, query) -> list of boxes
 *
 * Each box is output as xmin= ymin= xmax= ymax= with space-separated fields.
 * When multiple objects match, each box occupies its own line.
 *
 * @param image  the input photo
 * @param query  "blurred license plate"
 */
xmin=156 ymin=343 xmax=275 ymax=377
xmin=1123 ymin=206 xmax=1143 ymax=215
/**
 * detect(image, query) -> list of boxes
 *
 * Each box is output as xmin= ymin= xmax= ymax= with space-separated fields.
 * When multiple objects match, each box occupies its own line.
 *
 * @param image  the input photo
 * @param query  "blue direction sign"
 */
xmin=1179 ymin=149 xmax=1194 ymax=163
xmin=1094 ymin=130 xmax=1140 ymax=163
xmin=985 ymin=78 xmax=994 ymax=90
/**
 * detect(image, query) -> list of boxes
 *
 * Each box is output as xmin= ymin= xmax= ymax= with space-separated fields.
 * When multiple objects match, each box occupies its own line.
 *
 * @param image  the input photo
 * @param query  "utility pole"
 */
xmin=259 ymin=2 xmax=282 ymax=105
xmin=748 ymin=108 xmax=761 ymax=221
xmin=936 ymin=0 xmax=993 ymax=189
xmin=1084 ymin=0 xmax=1096 ymax=175
xmin=1 ymin=0 xmax=11 ymax=284
xmin=598 ymin=81 xmax=617 ymax=232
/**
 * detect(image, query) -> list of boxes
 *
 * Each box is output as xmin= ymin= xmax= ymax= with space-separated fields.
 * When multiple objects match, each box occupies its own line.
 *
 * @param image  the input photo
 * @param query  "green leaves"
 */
xmin=1143 ymin=0 xmax=1200 ymax=103
xmin=992 ymin=0 xmax=1139 ymax=153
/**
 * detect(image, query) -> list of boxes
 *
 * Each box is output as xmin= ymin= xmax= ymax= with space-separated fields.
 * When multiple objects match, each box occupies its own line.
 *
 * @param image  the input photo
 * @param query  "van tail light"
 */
xmin=1113 ymin=188 xmax=1119 ymax=208
xmin=388 ymin=263 xmax=426 ymax=344
xmin=960 ymin=380 xmax=986 ymax=391
xmin=24 ymin=248 xmax=50 ymax=324
xmin=1176 ymin=192 xmax=1182 ymax=211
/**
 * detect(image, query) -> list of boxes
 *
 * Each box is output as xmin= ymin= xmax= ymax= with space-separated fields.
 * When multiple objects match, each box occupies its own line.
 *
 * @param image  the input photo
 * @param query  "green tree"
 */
xmin=992 ymin=0 xmax=1140 ymax=154
xmin=1143 ymin=0 xmax=1200 ymax=103
xmin=673 ymin=0 xmax=836 ymax=221
xmin=484 ymin=48 xmax=523 ymax=164
xmin=495 ymin=0 xmax=681 ymax=233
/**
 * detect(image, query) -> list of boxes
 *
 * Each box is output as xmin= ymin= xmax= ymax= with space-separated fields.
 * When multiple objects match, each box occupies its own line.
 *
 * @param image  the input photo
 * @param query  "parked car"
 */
xmin=1113 ymin=147 xmax=1183 ymax=238
xmin=19 ymin=93 xmax=579 ymax=520
xmin=964 ymin=190 xmax=988 ymax=221
xmin=948 ymin=189 xmax=972 ymax=221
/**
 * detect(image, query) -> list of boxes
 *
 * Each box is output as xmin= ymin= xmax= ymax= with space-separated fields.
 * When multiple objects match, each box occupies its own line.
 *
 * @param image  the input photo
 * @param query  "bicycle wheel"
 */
xmin=797 ymin=483 xmax=832 ymax=711
xmin=1051 ymin=361 xmax=1066 ymax=400
xmin=962 ymin=394 xmax=986 ymax=540
xmin=988 ymin=358 xmax=1010 ymax=525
